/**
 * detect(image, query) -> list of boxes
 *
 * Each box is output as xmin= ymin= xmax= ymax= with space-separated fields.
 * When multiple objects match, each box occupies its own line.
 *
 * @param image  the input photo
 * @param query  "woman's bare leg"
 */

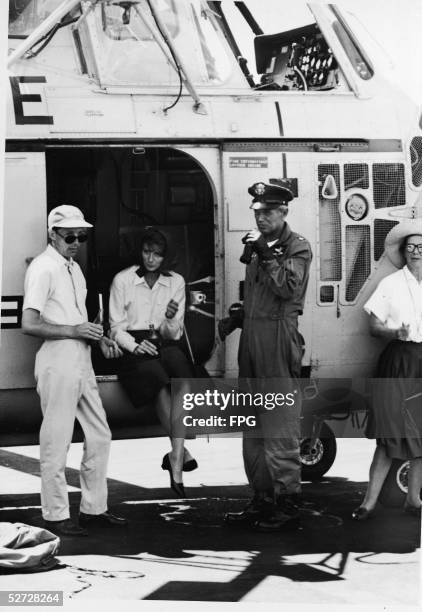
xmin=156 ymin=386 xmax=188 ymax=483
xmin=155 ymin=389 xmax=194 ymax=462
xmin=406 ymin=457 xmax=422 ymax=507
xmin=359 ymin=444 xmax=392 ymax=511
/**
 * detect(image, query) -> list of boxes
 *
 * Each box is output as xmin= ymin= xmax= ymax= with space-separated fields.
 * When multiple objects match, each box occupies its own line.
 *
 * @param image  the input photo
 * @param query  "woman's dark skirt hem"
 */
xmin=366 ymin=340 xmax=422 ymax=460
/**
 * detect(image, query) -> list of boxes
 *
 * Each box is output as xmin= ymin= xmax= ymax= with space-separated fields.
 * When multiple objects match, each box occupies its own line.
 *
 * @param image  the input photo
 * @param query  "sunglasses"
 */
xmin=405 ymin=243 xmax=422 ymax=255
xmin=55 ymin=231 xmax=88 ymax=244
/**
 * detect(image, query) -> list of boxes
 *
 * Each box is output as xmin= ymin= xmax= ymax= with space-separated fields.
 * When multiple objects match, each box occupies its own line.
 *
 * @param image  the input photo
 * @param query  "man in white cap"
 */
xmin=22 ymin=205 xmax=126 ymax=536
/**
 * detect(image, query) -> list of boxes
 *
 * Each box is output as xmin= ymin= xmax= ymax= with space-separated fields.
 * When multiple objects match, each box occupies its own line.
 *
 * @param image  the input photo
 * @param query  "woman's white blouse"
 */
xmin=109 ymin=266 xmax=185 ymax=353
xmin=364 ymin=266 xmax=422 ymax=342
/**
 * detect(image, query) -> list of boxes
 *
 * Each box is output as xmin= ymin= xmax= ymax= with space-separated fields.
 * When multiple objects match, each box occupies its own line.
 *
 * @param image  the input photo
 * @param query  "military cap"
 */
xmin=248 ymin=179 xmax=294 ymax=210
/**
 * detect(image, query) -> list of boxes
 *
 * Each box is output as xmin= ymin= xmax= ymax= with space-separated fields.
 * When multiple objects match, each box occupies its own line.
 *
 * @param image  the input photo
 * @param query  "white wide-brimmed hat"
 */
xmin=385 ymin=217 xmax=422 ymax=268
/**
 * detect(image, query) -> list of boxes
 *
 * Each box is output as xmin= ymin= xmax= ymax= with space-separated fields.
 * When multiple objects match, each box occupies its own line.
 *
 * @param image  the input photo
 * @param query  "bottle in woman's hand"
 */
xmin=148 ymin=324 xmax=162 ymax=354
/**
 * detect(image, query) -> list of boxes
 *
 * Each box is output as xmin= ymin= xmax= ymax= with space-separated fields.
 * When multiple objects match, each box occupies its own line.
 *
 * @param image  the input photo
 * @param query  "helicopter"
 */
xmin=2 ymin=0 xmax=422 ymax=504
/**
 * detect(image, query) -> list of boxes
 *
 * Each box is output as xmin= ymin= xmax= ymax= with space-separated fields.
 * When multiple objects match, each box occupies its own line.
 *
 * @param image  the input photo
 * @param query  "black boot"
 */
xmin=224 ymin=495 xmax=274 ymax=527
xmin=254 ymin=494 xmax=301 ymax=532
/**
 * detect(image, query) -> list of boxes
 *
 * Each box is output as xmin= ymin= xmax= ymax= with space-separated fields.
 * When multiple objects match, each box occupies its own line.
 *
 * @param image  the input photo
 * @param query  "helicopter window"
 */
xmin=372 ymin=164 xmax=405 ymax=209
xmin=101 ymin=0 xmax=179 ymax=42
xmin=76 ymin=0 xmax=238 ymax=88
xmin=345 ymin=225 xmax=370 ymax=302
xmin=410 ymin=137 xmax=422 ymax=188
xmin=331 ymin=11 xmax=373 ymax=80
xmin=254 ymin=24 xmax=343 ymax=92
xmin=189 ymin=2 xmax=232 ymax=83
xmin=8 ymin=0 xmax=80 ymax=37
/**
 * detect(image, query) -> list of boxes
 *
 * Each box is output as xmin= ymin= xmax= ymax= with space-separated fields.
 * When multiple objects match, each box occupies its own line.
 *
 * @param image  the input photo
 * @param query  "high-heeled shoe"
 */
xmin=183 ymin=458 xmax=198 ymax=472
xmin=351 ymin=506 xmax=375 ymax=521
xmin=403 ymin=501 xmax=421 ymax=517
xmin=162 ymin=454 xmax=186 ymax=498
xmin=161 ymin=453 xmax=198 ymax=473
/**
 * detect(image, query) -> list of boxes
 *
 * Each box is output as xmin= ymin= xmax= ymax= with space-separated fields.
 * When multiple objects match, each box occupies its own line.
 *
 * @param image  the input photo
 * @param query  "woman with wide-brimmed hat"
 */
xmin=352 ymin=217 xmax=422 ymax=520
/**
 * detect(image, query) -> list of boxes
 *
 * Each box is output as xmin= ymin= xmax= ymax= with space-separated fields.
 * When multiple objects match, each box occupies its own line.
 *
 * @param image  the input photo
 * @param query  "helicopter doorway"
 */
xmin=45 ymin=145 xmax=220 ymax=377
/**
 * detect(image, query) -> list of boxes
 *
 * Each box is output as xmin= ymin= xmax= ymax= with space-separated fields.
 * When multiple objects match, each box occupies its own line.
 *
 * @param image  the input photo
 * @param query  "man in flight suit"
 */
xmin=223 ymin=180 xmax=312 ymax=531
xmin=22 ymin=205 xmax=127 ymax=536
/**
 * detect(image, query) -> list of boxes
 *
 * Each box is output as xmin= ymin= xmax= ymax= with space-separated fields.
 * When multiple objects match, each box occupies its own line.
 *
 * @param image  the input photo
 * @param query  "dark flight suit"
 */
xmin=238 ymin=221 xmax=312 ymax=497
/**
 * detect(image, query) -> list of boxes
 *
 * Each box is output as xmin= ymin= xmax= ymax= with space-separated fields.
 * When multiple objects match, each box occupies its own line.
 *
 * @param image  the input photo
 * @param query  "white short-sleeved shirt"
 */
xmin=23 ymin=245 xmax=88 ymax=325
xmin=364 ymin=265 xmax=422 ymax=342
xmin=109 ymin=266 xmax=185 ymax=353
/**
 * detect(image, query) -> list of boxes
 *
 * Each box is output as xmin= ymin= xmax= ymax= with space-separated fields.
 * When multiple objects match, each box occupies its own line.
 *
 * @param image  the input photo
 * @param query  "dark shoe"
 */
xmin=253 ymin=494 xmax=301 ymax=532
xmin=162 ymin=453 xmax=198 ymax=473
xmin=403 ymin=502 xmax=421 ymax=517
xmin=161 ymin=455 xmax=186 ymax=497
xmin=351 ymin=506 xmax=374 ymax=521
xmin=224 ymin=497 xmax=273 ymax=526
xmin=183 ymin=459 xmax=198 ymax=472
xmin=276 ymin=494 xmax=301 ymax=516
xmin=254 ymin=508 xmax=300 ymax=532
xmin=79 ymin=511 xmax=128 ymax=527
xmin=44 ymin=518 xmax=88 ymax=537
xmin=170 ymin=479 xmax=186 ymax=498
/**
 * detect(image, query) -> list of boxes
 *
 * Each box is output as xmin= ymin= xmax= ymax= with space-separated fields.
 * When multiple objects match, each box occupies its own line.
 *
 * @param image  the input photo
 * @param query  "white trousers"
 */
xmin=35 ymin=339 xmax=111 ymax=521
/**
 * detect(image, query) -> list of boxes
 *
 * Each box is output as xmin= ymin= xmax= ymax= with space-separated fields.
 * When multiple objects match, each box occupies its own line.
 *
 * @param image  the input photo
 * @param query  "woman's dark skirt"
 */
xmin=117 ymin=331 xmax=195 ymax=407
xmin=367 ymin=339 xmax=422 ymax=459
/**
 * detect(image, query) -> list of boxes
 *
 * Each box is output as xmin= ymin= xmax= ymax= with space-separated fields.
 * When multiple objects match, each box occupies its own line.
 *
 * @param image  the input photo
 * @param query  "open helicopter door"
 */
xmin=42 ymin=144 xmax=223 ymax=422
xmin=175 ymin=145 xmax=224 ymax=376
xmin=0 ymin=144 xmax=223 ymax=445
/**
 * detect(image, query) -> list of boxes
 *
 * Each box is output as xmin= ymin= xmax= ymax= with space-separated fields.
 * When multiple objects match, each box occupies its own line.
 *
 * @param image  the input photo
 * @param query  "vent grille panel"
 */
xmin=318 ymin=164 xmax=341 ymax=282
xmin=410 ymin=137 xmax=422 ymax=187
xmin=345 ymin=225 xmax=371 ymax=302
xmin=373 ymin=163 xmax=405 ymax=209
xmin=374 ymin=219 xmax=399 ymax=261
xmin=344 ymin=163 xmax=369 ymax=190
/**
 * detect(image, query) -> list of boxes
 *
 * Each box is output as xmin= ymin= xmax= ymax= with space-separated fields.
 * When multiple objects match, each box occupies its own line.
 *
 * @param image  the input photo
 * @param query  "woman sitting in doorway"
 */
xmin=109 ymin=228 xmax=197 ymax=497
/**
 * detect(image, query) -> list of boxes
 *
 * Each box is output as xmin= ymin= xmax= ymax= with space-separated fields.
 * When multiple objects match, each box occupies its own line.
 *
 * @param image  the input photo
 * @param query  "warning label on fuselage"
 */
xmin=229 ymin=157 xmax=268 ymax=168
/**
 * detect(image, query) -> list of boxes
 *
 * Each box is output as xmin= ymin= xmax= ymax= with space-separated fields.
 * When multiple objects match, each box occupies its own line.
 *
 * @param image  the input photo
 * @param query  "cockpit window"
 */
xmin=254 ymin=24 xmax=341 ymax=91
xmin=189 ymin=2 xmax=231 ymax=82
xmin=219 ymin=1 xmax=350 ymax=92
xmin=76 ymin=0 xmax=239 ymax=88
xmin=330 ymin=6 xmax=374 ymax=80
xmin=102 ymin=0 xmax=179 ymax=42
xmin=8 ymin=0 xmax=79 ymax=37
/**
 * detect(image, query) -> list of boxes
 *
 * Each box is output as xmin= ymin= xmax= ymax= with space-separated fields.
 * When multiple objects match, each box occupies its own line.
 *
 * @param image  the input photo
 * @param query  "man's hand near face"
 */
xmin=244 ymin=230 xmax=275 ymax=261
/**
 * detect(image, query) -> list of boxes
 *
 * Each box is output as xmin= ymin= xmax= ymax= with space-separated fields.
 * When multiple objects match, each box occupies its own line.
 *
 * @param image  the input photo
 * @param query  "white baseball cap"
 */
xmin=48 ymin=205 xmax=93 ymax=231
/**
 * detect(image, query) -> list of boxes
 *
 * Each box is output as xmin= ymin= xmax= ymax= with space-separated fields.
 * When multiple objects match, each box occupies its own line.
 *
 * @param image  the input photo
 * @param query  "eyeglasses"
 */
xmin=405 ymin=243 xmax=422 ymax=255
xmin=55 ymin=231 xmax=88 ymax=244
